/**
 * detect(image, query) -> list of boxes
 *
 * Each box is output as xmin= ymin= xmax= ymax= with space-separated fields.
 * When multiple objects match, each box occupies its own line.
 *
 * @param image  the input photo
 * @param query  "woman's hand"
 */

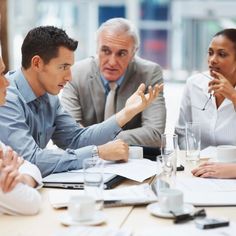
xmin=0 ymin=153 xmax=22 ymax=192
xmin=192 ymin=162 xmax=236 ymax=179
xmin=209 ymin=71 xmax=236 ymax=105
xmin=0 ymin=147 xmax=36 ymax=192
xmin=0 ymin=146 xmax=24 ymax=167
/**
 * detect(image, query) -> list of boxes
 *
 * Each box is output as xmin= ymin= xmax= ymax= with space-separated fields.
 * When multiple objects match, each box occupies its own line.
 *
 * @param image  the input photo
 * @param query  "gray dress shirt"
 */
xmin=0 ymin=69 xmax=121 ymax=177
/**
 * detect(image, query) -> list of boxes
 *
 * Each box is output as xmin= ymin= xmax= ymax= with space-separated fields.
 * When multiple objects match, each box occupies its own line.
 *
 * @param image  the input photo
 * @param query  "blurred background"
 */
xmin=1 ymin=0 xmax=236 ymax=132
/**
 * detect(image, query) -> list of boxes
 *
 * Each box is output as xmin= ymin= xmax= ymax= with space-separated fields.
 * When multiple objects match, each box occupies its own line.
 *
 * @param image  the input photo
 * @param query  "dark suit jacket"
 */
xmin=61 ymin=56 xmax=166 ymax=147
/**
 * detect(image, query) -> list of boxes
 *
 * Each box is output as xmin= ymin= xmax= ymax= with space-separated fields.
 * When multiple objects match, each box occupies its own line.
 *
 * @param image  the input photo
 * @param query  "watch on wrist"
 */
xmin=92 ymin=145 xmax=99 ymax=159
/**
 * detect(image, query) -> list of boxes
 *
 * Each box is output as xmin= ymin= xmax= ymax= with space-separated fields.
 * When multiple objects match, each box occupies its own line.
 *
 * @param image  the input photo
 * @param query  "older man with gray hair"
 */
xmin=61 ymin=17 xmax=166 ymax=147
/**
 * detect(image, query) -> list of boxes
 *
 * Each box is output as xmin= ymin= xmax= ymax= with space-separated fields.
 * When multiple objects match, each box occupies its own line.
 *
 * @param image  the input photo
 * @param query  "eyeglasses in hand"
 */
xmin=192 ymin=72 xmax=213 ymax=111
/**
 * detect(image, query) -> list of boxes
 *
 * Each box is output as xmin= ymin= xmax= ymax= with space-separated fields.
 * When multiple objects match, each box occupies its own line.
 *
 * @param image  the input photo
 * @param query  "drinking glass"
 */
xmin=185 ymin=122 xmax=201 ymax=162
xmin=160 ymin=133 xmax=178 ymax=179
xmin=83 ymin=158 xmax=104 ymax=210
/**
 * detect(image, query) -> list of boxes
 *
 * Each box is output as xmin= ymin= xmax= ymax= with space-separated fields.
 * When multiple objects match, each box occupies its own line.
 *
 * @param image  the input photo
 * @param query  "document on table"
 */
xmin=49 ymin=184 xmax=157 ymax=208
xmin=71 ymin=159 xmax=161 ymax=182
xmin=176 ymin=176 xmax=236 ymax=206
xmin=54 ymin=226 xmax=132 ymax=236
xmin=103 ymin=183 xmax=157 ymax=206
xmin=137 ymin=222 xmax=236 ymax=236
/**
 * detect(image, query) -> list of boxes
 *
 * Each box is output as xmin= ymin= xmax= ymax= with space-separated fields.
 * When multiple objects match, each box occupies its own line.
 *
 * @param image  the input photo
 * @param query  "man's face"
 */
xmin=97 ymin=29 xmax=135 ymax=82
xmin=35 ymin=46 xmax=74 ymax=96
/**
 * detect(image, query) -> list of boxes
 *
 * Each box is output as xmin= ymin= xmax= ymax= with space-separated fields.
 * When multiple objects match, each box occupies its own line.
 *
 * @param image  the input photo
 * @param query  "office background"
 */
xmin=1 ymin=0 xmax=236 ymax=132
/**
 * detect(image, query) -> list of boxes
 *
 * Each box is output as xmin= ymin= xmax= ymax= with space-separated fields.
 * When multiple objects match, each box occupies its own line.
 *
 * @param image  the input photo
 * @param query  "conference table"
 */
xmin=1 ymin=152 xmax=236 ymax=236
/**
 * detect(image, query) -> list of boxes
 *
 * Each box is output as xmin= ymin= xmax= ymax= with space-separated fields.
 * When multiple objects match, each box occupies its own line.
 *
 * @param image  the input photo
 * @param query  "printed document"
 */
xmin=176 ymin=176 xmax=236 ymax=206
xmin=49 ymin=184 xmax=157 ymax=208
xmin=71 ymin=159 xmax=161 ymax=182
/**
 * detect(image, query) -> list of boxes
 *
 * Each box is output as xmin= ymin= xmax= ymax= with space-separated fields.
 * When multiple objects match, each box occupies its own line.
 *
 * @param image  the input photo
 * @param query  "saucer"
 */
xmin=147 ymin=202 xmax=195 ymax=219
xmin=59 ymin=211 xmax=106 ymax=226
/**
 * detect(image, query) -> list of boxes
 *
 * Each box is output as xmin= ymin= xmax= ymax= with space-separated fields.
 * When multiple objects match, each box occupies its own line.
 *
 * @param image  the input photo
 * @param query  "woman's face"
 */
xmin=0 ymin=58 xmax=9 ymax=106
xmin=208 ymin=35 xmax=236 ymax=79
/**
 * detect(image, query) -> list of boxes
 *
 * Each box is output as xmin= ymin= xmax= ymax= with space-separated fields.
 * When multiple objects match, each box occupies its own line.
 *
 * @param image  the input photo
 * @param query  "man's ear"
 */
xmin=31 ymin=55 xmax=43 ymax=71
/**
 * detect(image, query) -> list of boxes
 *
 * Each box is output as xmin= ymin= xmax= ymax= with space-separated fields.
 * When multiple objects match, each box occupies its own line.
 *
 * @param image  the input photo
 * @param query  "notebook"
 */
xmin=43 ymin=171 xmax=125 ymax=189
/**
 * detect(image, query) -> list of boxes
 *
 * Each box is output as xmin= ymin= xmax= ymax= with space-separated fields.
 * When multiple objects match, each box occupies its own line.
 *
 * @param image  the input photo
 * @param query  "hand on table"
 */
xmin=192 ymin=161 xmax=236 ymax=179
xmin=98 ymin=139 xmax=129 ymax=162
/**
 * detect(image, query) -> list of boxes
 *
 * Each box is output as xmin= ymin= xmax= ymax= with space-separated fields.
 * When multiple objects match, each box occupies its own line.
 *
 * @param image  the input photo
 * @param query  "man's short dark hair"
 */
xmin=21 ymin=26 xmax=78 ymax=69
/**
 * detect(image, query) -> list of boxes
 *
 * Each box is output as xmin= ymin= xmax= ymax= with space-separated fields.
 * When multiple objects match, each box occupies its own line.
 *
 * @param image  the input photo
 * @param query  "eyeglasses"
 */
xmin=201 ymin=93 xmax=212 ymax=111
xmin=192 ymin=72 xmax=213 ymax=111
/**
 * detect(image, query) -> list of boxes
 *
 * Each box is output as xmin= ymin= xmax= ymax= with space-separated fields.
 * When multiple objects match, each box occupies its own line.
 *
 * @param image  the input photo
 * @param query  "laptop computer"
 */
xmin=43 ymin=171 xmax=125 ymax=189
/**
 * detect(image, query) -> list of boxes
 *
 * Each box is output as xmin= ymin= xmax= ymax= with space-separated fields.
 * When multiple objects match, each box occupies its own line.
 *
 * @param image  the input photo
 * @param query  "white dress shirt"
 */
xmin=0 ymin=141 xmax=42 ymax=215
xmin=175 ymin=73 xmax=236 ymax=150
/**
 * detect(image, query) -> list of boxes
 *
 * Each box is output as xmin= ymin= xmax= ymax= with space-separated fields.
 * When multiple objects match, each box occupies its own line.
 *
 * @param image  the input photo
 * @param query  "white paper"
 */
xmin=184 ymin=191 xmax=236 ymax=206
xmin=53 ymin=226 xmax=132 ymax=236
xmin=176 ymin=177 xmax=236 ymax=192
xmin=49 ymin=184 xmax=157 ymax=208
xmin=176 ymin=176 xmax=236 ymax=206
xmin=137 ymin=222 xmax=236 ymax=236
xmin=71 ymin=159 xmax=161 ymax=182
xmin=104 ymin=183 xmax=157 ymax=203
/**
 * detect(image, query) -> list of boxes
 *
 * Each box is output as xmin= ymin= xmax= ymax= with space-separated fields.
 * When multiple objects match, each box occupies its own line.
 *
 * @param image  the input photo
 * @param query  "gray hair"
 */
xmin=96 ymin=18 xmax=140 ymax=52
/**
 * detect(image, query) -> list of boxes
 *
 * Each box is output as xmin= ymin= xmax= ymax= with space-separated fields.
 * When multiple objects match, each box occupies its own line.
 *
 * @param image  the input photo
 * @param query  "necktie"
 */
xmin=104 ymin=82 xmax=117 ymax=120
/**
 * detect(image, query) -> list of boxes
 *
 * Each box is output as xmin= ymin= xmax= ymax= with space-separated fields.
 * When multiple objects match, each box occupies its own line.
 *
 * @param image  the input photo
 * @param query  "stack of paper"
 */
xmin=176 ymin=176 xmax=236 ymax=206
xmin=70 ymin=159 xmax=161 ymax=182
xmin=49 ymin=184 xmax=157 ymax=208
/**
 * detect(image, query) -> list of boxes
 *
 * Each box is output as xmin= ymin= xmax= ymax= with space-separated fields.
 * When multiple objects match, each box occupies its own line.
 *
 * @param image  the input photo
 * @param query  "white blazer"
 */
xmin=0 ymin=141 xmax=42 ymax=215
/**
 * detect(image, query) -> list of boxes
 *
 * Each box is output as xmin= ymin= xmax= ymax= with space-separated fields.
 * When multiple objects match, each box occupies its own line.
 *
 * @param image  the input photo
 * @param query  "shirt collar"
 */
xmin=11 ymin=69 xmax=48 ymax=103
xmin=100 ymin=73 xmax=125 ymax=88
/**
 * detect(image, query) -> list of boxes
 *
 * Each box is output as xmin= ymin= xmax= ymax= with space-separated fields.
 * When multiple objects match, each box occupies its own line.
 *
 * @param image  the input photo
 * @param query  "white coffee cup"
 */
xmin=68 ymin=195 xmax=95 ymax=221
xmin=217 ymin=145 xmax=236 ymax=163
xmin=158 ymin=188 xmax=183 ymax=213
xmin=129 ymin=146 xmax=143 ymax=159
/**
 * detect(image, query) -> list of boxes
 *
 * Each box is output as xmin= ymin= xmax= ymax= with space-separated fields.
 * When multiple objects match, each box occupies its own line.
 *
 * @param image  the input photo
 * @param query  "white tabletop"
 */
xmin=1 ymin=152 xmax=236 ymax=236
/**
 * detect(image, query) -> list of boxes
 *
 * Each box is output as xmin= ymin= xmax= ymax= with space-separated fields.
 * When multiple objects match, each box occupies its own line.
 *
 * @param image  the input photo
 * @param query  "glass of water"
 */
xmin=185 ymin=122 xmax=201 ymax=163
xmin=83 ymin=158 xmax=104 ymax=210
xmin=160 ymin=133 xmax=178 ymax=179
